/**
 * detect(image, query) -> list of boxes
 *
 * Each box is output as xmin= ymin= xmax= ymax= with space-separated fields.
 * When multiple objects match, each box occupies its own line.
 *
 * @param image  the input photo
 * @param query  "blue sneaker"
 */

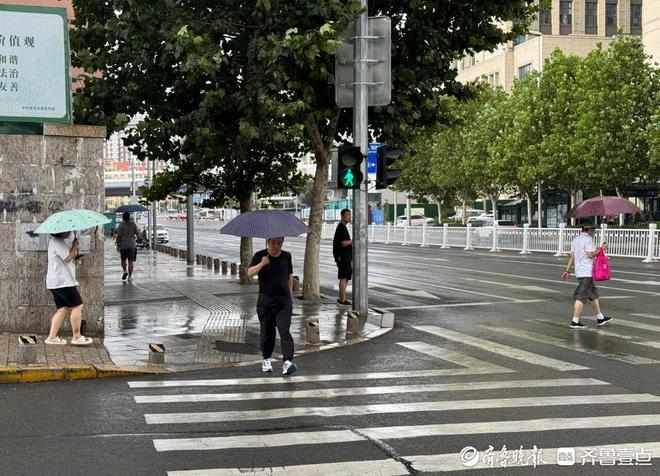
xmin=282 ymin=360 xmax=297 ymax=376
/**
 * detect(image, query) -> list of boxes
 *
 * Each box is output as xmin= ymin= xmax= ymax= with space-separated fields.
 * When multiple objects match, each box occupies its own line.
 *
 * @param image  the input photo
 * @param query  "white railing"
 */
xmin=164 ymin=218 xmax=659 ymax=262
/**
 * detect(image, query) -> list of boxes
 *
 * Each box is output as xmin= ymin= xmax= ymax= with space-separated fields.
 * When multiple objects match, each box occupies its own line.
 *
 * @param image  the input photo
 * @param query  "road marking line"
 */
xmin=154 ymin=414 xmax=660 ymax=452
xmin=397 ymin=341 xmax=511 ymax=371
xmin=481 ymin=256 xmax=660 ymax=278
xmin=127 ymin=368 xmax=516 ymax=389
xmin=532 ymin=319 xmax=660 ymax=350
xmin=461 ymin=277 xmax=560 ymax=293
xmin=137 ymin=378 xmax=608 ymax=405
xmin=602 ymin=318 xmax=660 ymax=333
xmin=633 ymin=313 xmax=660 ymax=320
xmin=484 ymin=326 xmax=660 ymax=365
xmin=406 ymin=442 xmax=660 ymax=472
xmin=382 ymin=299 xmax=548 ymax=311
xmin=144 ymin=394 xmax=658 ymax=425
xmin=167 ymin=459 xmax=408 ymax=476
xmin=413 ymin=325 xmax=589 ymax=371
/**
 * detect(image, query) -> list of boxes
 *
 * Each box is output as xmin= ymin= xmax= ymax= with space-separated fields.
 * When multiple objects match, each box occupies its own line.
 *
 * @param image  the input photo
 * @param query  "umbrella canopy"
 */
xmin=220 ymin=210 xmax=309 ymax=238
xmin=565 ymin=196 xmax=642 ymax=218
xmin=33 ymin=209 xmax=110 ymax=234
xmin=115 ymin=204 xmax=149 ymax=213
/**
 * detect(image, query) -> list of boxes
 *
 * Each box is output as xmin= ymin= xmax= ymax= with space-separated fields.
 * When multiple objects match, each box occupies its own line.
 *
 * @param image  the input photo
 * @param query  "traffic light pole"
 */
xmin=353 ymin=0 xmax=369 ymax=317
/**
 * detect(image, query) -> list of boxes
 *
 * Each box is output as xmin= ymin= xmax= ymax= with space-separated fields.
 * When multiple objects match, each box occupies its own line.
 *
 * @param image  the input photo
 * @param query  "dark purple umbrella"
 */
xmin=220 ymin=210 xmax=309 ymax=238
xmin=565 ymin=196 xmax=641 ymax=218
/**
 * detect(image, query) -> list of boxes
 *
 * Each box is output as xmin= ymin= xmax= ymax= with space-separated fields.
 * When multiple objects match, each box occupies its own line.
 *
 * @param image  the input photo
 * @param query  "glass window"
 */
xmin=539 ymin=7 xmax=552 ymax=25
xmin=631 ymin=4 xmax=642 ymax=29
xmin=518 ymin=63 xmax=532 ymax=79
xmin=586 ymin=2 xmax=598 ymax=27
xmin=606 ymin=2 xmax=617 ymax=27
xmin=560 ymin=1 xmax=572 ymax=26
xmin=514 ymin=34 xmax=526 ymax=46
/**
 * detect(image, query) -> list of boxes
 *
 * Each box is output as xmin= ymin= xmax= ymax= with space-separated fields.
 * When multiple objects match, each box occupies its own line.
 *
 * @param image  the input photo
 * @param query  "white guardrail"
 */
xmin=164 ymin=218 xmax=659 ymax=263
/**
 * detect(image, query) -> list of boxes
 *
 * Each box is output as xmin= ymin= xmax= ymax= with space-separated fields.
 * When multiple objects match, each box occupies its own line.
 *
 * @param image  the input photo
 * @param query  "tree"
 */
xmin=574 ymin=35 xmax=659 ymax=210
xmin=71 ymin=0 xmax=306 ymax=283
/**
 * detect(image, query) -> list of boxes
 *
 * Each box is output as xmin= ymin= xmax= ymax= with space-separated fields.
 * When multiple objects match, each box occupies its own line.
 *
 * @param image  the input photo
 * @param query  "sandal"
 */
xmin=70 ymin=336 xmax=93 ymax=346
xmin=45 ymin=336 xmax=67 ymax=345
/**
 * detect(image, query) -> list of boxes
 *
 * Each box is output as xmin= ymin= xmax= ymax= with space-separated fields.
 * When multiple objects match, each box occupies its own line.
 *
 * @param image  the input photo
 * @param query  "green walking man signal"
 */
xmin=337 ymin=144 xmax=364 ymax=190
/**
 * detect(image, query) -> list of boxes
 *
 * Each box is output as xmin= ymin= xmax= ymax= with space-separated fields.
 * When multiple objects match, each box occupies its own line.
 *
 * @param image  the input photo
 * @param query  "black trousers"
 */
xmin=256 ymin=295 xmax=294 ymax=361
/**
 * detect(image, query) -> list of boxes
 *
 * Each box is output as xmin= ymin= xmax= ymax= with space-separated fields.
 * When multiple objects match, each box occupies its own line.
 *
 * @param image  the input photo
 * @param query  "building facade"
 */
xmin=455 ymin=0 xmax=655 ymax=92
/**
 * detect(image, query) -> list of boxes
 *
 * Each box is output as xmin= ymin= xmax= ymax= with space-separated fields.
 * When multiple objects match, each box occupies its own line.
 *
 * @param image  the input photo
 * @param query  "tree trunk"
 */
xmin=461 ymin=197 xmax=468 ymax=225
xmin=301 ymin=111 xmax=337 ymax=301
xmin=616 ymin=187 xmax=624 ymax=226
xmin=435 ymin=198 xmax=443 ymax=224
xmin=525 ymin=191 xmax=533 ymax=225
xmin=488 ymin=193 xmax=499 ymax=220
xmin=239 ymin=198 xmax=253 ymax=284
xmin=570 ymin=188 xmax=577 ymax=227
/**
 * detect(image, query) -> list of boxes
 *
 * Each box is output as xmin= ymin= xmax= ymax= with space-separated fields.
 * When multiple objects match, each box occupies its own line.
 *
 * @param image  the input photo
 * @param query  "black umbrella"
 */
xmin=221 ymin=210 xmax=309 ymax=238
xmin=115 ymin=204 xmax=149 ymax=213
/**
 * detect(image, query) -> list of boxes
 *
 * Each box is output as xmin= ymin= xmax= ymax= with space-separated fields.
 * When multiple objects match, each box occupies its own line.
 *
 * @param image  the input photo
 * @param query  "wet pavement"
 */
xmin=103 ymin=241 xmax=384 ymax=369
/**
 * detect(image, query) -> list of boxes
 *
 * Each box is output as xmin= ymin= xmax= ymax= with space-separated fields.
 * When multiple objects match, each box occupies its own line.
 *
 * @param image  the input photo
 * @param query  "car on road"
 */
xmin=395 ymin=214 xmax=434 ymax=226
xmin=143 ymin=224 xmax=170 ymax=243
xmin=467 ymin=213 xmax=494 ymax=224
xmin=475 ymin=219 xmax=518 ymax=238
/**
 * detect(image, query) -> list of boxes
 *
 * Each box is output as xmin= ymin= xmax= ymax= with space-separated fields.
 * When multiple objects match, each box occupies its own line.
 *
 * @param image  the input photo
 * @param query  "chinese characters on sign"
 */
xmin=0 ymin=5 xmax=71 ymax=123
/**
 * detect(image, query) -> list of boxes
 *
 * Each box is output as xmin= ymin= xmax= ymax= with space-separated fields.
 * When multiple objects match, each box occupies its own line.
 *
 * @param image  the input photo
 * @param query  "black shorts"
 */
xmin=337 ymin=258 xmax=352 ymax=280
xmin=573 ymin=277 xmax=599 ymax=303
xmin=120 ymin=247 xmax=138 ymax=262
xmin=50 ymin=287 xmax=83 ymax=309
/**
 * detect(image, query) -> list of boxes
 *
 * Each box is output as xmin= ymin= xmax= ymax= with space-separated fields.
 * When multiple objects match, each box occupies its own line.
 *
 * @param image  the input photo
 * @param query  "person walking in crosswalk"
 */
xmin=247 ymin=237 xmax=297 ymax=375
xmin=562 ymin=222 xmax=613 ymax=329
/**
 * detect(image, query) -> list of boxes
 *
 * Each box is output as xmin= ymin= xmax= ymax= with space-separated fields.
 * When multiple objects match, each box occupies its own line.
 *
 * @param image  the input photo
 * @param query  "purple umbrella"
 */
xmin=565 ymin=196 xmax=642 ymax=218
xmin=220 ymin=210 xmax=309 ymax=238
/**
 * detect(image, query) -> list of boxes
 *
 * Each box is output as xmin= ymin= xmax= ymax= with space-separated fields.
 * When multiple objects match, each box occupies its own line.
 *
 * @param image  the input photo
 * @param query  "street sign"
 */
xmin=367 ymin=142 xmax=383 ymax=191
xmin=335 ymin=16 xmax=391 ymax=108
xmin=0 ymin=4 xmax=71 ymax=124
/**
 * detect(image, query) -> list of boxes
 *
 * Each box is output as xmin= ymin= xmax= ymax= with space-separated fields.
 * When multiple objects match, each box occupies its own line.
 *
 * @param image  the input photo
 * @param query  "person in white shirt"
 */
xmin=45 ymin=232 xmax=93 ymax=346
xmin=561 ymin=223 xmax=613 ymax=329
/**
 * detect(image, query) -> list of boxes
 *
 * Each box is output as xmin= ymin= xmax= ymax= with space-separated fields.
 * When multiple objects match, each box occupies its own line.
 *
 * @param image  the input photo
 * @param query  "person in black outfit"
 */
xmin=333 ymin=209 xmax=353 ymax=305
xmin=247 ymin=237 xmax=297 ymax=375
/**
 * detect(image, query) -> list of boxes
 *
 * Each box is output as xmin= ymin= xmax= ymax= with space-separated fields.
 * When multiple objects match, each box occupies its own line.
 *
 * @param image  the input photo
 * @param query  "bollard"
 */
xmin=196 ymin=254 xmax=202 ymax=265
xmin=148 ymin=343 xmax=166 ymax=364
xmin=230 ymin=262 xmax=238 ymax=276
xmin=180 ymin=249 xmax=187 ymax=260
xmin=292 ymin=275 xmax=300 ymax=294
xmin=346 ymin=310 xmax=360 ymax=335
xmin=206 ymin=256 xmax=213 ymax=269
xmin=306 ymin=318 xmax=321 ymax=345
xmin=213 ymin=258 xmax=220 ymax=273
xmin=17 ymin=335 xmax=38 ymax=365
xmin=222 ymin=260 xmax=228 ymax=275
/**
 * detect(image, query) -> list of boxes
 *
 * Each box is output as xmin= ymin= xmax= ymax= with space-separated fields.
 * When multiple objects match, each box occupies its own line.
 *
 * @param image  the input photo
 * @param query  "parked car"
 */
xmin=476 ymin=219 xmax=517 ymax=238
xmin=395 ymin=214 xmax=434 ymax=226
xmin=143 ymin=224 xmax=170 ymax=243
xmin=467 ymin=213 xmax=494 ymax=224
xmin=452 ymin=209 xmax=481 ymax=222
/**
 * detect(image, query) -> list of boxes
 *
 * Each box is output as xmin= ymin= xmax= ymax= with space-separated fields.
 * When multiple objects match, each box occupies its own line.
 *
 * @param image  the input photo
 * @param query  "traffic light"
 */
xmin=375 ymin=146 xmax=401 ymax=189
xmin=337 ymin=144 xmax=364 ymax=189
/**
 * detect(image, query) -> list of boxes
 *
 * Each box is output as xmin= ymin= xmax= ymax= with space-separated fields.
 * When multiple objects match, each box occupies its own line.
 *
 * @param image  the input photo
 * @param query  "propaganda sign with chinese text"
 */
xmin=0 ymin=4 xmax=71 ymax=124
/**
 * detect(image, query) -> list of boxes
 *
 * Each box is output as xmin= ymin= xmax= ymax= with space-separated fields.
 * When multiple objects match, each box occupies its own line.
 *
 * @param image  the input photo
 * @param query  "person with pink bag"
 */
xmin=561 ymin=222 xmax=613 ymax=329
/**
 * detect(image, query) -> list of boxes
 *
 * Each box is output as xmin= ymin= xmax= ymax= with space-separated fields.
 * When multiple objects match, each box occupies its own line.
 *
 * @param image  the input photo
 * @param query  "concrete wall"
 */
xmin=0 ymin=124 xmax=106 ymax=336
xmin=643 ymin=0 xmax=660 ymax=64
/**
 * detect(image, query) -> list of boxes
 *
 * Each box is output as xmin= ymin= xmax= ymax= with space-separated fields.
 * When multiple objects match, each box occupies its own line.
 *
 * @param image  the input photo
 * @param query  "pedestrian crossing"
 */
xmin=127 ymin=315 xmax=660 ymax=474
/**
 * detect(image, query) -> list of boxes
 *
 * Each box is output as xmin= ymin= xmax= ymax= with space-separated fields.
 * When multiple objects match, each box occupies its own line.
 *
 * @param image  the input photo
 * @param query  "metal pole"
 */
xmin=146 ymin=159 xmax=151 ymax=247
xmin=393 ymin=191 xmax=398 ymax=224
xmin=406 ymin=195 xmax=411 ymax=226
xmin=352 ymin=0 xmax=369 ymax=317
xmin=151 ymin=161 xmax=157 ymax=249
xmin=186 ymin=193 xmax=194 ymax=264
xmin=537 ymin=182 xmax=542 ymax=229
xmin=131 ymin=150 xmax=136 ymax=202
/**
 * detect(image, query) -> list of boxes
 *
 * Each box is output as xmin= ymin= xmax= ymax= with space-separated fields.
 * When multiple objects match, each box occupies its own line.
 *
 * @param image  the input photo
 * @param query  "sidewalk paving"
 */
xmin=1 ymin=241 xmax=391 ymax=382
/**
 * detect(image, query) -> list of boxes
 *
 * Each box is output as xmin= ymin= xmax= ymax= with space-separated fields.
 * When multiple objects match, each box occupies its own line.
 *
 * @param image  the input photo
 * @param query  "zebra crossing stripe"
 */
xmin=405 ymin=442 xmax=660 ymax=472
xmin=632 ymin=313 xmax=660 ymax=320
xmin=136 ymin=378 xmax=609 ymax=405
xmin=153 ymin=415 xmax=660 ymax=453
xmin=602 ymin=318 xmax=660 ymax=333
xmin=532 ymin=319 xmax=660 ymax=350
xmin=413 ymin=325 xmax=589 ymax=371
xmin=167 ymin=459 xmax=408 ymax=476
xmin=144 ymin=393 xmax=659 ymax=425
xmin=396 ymin=341 xmax=511 ymax=371
xmin=484 ymin=326 xmax=660 ymax=365
xmin=127 ymin=368 xmax=516 ymax=389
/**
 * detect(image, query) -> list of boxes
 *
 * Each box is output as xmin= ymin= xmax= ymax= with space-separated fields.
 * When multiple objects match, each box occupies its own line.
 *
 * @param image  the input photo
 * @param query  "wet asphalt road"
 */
xmin=1 ymin=227 xmax=659 ymax=475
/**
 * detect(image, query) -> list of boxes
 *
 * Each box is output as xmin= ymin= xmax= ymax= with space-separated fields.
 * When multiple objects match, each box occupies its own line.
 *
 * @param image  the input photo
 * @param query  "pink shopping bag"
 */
xmin=593 ymin=249 xmax=611 ymax=281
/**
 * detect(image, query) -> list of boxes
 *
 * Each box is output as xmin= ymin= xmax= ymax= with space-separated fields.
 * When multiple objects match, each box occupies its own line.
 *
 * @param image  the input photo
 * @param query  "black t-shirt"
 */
xmin=333 ymin=222 xmax=352 ymax=261
xmin=249 ymin=249 xmax=293 ymax=298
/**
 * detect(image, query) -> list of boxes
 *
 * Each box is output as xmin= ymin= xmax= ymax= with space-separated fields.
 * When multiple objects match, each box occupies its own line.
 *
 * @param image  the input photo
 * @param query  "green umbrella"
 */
xmin=33 ymin=209 xmax=111 ymax=234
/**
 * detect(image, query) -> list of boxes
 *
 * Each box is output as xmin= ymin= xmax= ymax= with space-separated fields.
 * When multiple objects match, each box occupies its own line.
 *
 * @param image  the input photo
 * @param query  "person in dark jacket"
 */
xmin=247 ymin=237 xmax=297 ymax=375
xmin=333 ymin=209 xmax=352 ymax=305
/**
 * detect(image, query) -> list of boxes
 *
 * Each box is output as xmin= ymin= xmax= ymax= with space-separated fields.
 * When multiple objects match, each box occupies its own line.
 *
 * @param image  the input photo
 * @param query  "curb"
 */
xmin=0 ymin=364 xmax=169 ymax=383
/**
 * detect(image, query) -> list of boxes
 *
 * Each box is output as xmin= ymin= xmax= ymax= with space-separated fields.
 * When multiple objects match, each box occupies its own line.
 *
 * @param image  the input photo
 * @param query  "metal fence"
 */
xmin=164 ymin=218 xmax=659 ymax=262
xmin=322 ymin=222 xmax=659 ymax=263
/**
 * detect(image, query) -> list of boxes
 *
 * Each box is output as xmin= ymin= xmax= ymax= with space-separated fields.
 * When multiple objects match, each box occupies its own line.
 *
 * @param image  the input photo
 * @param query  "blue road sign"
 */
xmin=368 ymin=142 xmax=383 ymax=175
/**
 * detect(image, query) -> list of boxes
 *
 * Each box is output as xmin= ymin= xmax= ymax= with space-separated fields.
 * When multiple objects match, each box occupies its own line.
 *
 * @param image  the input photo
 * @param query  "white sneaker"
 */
xmin=282 ymin=360 xmax=297 ymax=376
xmin=262 ymin=359 xmax=273 ymax=373
xmin=45 ymin=336 xmax=67 ymax=345
xmin=70 ymin=336 xmax=93 ymax=346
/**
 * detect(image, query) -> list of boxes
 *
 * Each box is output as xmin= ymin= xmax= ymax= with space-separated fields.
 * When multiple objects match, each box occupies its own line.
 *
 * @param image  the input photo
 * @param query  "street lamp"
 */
xmin=527 ymin=30 xmax=543 ymax=228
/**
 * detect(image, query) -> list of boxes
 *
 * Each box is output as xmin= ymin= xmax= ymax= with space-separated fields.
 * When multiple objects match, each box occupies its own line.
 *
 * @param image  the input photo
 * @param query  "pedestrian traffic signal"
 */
xmin=337 ymin=144 xmax=364 ymax=189
xmin=375 ymin=146 xmax=401 ymax=189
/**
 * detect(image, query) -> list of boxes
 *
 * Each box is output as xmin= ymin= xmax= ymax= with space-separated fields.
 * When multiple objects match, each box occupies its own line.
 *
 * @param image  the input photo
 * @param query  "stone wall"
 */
xmin=0 ymin=124 xmax=106 ymax=336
